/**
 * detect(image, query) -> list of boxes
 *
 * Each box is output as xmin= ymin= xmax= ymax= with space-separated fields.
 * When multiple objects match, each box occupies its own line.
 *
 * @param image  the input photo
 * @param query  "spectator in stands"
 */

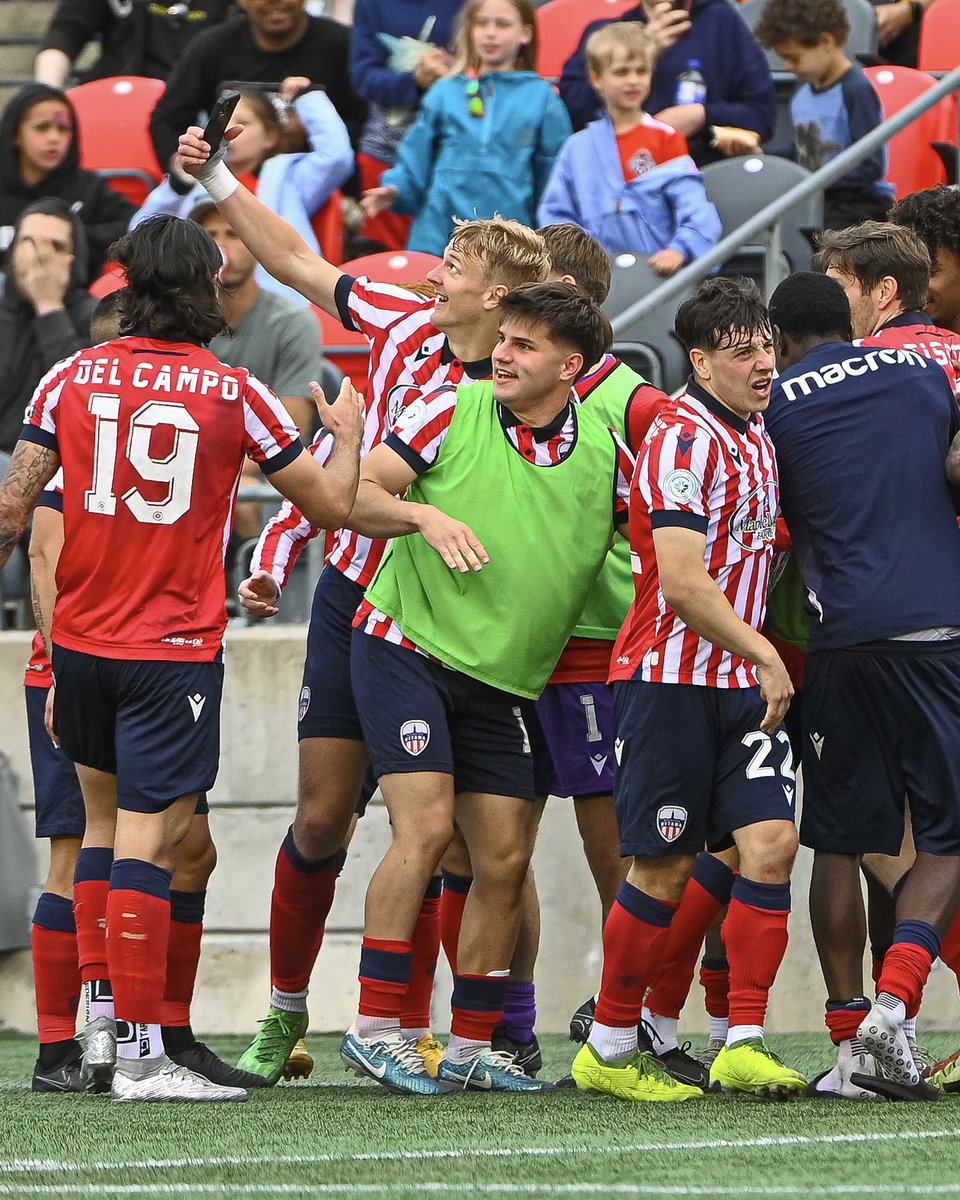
xmin=148 ymin=0 xmax=366 ymax=178
xmin=189 ymin=199 xmax=326 ymax=543
xmin=868 ymin=0 xmax=939 ymax=69
xmin=360 ymin=0 xmax=570 ymax=256
xmin=890 ymin=185 xmax=960 ymax=336
xmin=0 ymin=199 xmax=95 ymax=456
xmin=537 ymin=23 xmax=720 ymax=273
xmin=349 ymin=0 xmax=462 ymax=251
xmin=0 ymin=84 xmax=135 ymax=281
xmin=558 ymin=0 xmax=777 ymax=166
xmin=34 ymin=1 xmax=239 ymax=89
xmin=755 ymin=0 xmax=894 ymax=230
xmin=132 ymin=85 xmax=352 ymax=304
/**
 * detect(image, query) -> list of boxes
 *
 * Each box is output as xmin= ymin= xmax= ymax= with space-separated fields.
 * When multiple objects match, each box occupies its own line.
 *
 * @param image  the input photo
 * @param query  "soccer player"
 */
xmin=765 ymin=269 xmax=960 ymax=1101
xmin=340 ymin=282 xmax=632 ymax=1095
xmin=814 ymin=220 xmax=960 ymax=390
xmin=0 ymin=213 xmax=363 ymax=1102
xmin=890 ymin=185 xmax=960 ymax=336
xmin=573 ymin=276 xmax=803 ymax=1104
xmin=177 ymin=119 xmax=551 ymax=1084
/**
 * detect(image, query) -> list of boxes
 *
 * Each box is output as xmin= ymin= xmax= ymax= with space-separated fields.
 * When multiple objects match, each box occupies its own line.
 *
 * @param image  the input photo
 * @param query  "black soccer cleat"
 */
xmin=654 ymin=1042 xmax=712 ymax=1090
xmin=569 ymin=996 xmax=596 ymax=1044
xmin=850 ymin=1072 xmax=940 ymax=1102
xmin=491 ymin=1033 xmax=543 ymax=1077
xmin=169 ymin=1041 xmax=272 ymax=1089
xmin=32 ymin=1042 xmax=86 ymax=1094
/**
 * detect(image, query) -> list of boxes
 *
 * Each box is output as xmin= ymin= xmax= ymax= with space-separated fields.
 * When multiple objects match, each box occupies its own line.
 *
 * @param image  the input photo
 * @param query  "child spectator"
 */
xmin=755 ymin=0 xmax=895 ymax=229
xmin=0 ymin=84 xmax=136 ymax=283
xmin=538 ymin=23 xmax=721 ymax=273
xmin=131 ymin=84 xmax=353 ymax=307
xmin=361 ymin=0 xmax=572 ymax=255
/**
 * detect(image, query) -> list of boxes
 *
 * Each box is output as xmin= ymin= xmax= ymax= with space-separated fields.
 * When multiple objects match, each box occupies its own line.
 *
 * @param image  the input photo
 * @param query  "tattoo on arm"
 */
xmin=0 ymin=443 xmax=60 ymax=566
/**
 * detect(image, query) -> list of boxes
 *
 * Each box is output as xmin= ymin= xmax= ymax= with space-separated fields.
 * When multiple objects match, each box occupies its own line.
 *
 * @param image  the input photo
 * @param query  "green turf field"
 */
xmin=1 ymin=1031 xmax=960 ymax=1198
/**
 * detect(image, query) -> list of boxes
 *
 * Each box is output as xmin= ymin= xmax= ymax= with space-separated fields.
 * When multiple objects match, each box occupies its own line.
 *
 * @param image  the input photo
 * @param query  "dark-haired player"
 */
xmin=890 ymin=185 xmax=960 ymax=337
xmin=0 ymin=213 xmax=362 ymax=1102
xmin=573 ymin=276 xmax=804 ymax=1104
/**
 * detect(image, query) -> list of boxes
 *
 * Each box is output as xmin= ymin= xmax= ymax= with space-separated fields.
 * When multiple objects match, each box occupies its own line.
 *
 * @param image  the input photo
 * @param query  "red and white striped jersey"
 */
xmin=22 ymin=337 xmax=302 ymax=662
xmin=859 ymin=312 xmax=960 ymax=394
xmin=610 ymin=379 xmax=779 ymax=688
xmin=252 ymin=429 xmax=334 ymax=590
xmin=326 ymin=275 xmax=492 ymax=586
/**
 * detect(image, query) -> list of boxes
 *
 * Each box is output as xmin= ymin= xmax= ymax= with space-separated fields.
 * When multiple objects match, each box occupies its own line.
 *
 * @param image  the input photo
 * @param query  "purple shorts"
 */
xmin=528 ymin=681 xmax=615 ymax=798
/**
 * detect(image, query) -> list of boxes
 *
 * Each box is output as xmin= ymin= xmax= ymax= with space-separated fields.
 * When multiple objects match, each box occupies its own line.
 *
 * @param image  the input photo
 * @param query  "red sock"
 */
xmin=32 ymin=894 xmax=80 ymax=1044
xmin=723 ymin=878 xmax=790 ymax=1029
xmin=450 ymin=973 xmax=507 ymax=1042
xmin=160 ymin=891 xmax=205 ymax=1027
xmin=699 ymin=958 xmax=730 ymax=1019
xmin=939 ymin=910 xmax=960 ymax=981
xmin=439 ymin=872 xmax=471 ymax=976
xmin=73 ymin=847 xmax=112 ymax=985
xmin=594 ymin=883 xmax=676 ymax=1028
xmin=270 ymin=830 xmax=346 ymax=994
xmin=825 ymin=1001 xmax=870 ymax=1045
xmin=400 ymin=879 xmax=441 ymax=1030
xmin=879 ymin=942 xmax=936 ymax=1014
xmin=646 ymin=854 xmax=733 ymax=1019
xmin=358 ymin=938 xmax=411 ymax=1019
xmin=106 ymin=863 xmax=172 ymax=1025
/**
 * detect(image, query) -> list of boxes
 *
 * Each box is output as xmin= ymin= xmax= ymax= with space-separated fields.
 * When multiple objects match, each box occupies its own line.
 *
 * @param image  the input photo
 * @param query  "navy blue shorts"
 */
xmin=351 ymin=630 xmax=535 ymax=799
xmin=51 ymin=646 xmax=223 ymax=814
xmin=25 ymin=685 xmax=85 ymax=839
xmin=298 ymin=566 xmax=365 ymax=742
xmin=528 ymin=682 xmax=615 ymax=798
xmin=801 ymin=641 xmax=960 ymax=857
xmin=614 ymin=680 xmax=796 ymax=857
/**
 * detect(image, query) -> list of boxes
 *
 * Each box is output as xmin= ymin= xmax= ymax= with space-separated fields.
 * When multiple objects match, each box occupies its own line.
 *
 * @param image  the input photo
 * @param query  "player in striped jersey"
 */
xmin=177 ymin=122 xmax=553 ymax=1083
xmin=572 ymin=277 xmax=804 ymax=1104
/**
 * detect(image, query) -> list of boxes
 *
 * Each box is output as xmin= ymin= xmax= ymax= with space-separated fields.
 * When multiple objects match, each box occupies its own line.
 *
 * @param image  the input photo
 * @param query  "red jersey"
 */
xmin=617 ymin=113 xmax=690 ymax=181
xmin=326 ymin=275 xmax=492 ymax=586
xmin=610 ymin=379 xmax=778 ymax=689
xmin=859 ymin=312 xmax=960 ymax=394
xmin=23 ymin=336 xmax=302 ymax=662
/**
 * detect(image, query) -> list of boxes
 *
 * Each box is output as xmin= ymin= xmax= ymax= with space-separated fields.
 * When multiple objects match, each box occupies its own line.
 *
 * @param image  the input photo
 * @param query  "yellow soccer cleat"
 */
xmin=282 ymin=1037 xmax=314 ymax=1081
xmin=415 ymin=1034 xmax=445 ymax=1078
xmin=571 ymin=1042 xmax=703 ymax=1102
xmin=710 ymin=1038 xmax=807 ymax=1099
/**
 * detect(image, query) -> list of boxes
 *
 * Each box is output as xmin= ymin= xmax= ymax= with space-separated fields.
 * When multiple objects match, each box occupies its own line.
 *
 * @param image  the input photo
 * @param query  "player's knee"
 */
xmin=294 ymin=798 xmax=355 ymax=858
xmin=738 ymin=821 xmax=799 ymax=883
xmin=395 ymin=810 xmax=456 ymax=864
xmin=474 ymin=842 xmax=530 ymax=894
xmin=180 ymin=833 xmax=218 ymax=884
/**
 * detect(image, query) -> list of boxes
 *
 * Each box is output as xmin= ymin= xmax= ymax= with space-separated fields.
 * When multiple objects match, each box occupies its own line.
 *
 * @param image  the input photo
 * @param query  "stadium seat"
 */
xmin=312 ymin=305 xmax=369 ymax=393
xmin=603 ymin=255 xmax=693 ymax=395
xmin=67 ymin=76 xmax=165 ymax=207
xmin=311 ymin=189 xmax=345 ymax=266
xmin=738 ymin=0 xmax=878 ymax=70
xmin=89 ymin=263 xmax=126 ymax=298
xmin=918 ymin=0 xmax=960 ymax=71
xmin=535 ymin=0 xmax=637 ymax=79
xmin=700 ymin=156 xmax=823 ymax=285
xmin=864 ymin=66 xmax=958 ymax=198
xmin=340 ymin=250 xmax=442 ymax=282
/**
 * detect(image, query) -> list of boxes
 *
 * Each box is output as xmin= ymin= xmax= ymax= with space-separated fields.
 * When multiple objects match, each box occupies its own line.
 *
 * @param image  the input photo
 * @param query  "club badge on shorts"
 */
xmin=656 ymin=805 xmax=688 ymax=843
xmin=298 ymin=686 xmax=311 ymax=724
xmin=400 ymin=719 xmax=430 ymax=756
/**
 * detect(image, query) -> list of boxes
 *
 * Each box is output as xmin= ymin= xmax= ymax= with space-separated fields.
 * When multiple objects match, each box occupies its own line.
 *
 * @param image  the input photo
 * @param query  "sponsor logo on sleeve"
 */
xmin=298 ymin=686 xmax=312 ymax=724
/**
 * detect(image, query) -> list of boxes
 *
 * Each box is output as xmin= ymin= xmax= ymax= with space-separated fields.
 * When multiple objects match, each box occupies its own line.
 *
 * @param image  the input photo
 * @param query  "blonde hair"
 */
xmin=448 ymin=215 xmax=550 ymax=289
xmin=585 ymin=22 xmax=657 ymax=76
xmin=449 ymin=0 xmax=539 ymax=75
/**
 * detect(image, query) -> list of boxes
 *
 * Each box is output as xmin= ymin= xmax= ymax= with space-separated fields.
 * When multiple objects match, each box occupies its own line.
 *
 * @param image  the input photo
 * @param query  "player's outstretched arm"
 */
xmin=654 ymin=525 xmax=792 ymax=732
xmin=0 ymin=441 xmax=60 ymax=569
xmin=177 ymin=125 xmax=346 ymax=317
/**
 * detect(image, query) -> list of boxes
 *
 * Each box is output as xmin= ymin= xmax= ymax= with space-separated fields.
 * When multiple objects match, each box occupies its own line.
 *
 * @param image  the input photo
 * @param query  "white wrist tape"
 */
xmin=199 ymin=158 xmax=239 ymax=204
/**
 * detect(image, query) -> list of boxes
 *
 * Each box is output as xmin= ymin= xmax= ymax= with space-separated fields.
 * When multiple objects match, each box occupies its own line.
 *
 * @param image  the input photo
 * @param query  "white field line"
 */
xmin=1 ymin=1127 xmax=959 ymax=1177
xmin=9 ymin=1185 xmax=960 ymax=1197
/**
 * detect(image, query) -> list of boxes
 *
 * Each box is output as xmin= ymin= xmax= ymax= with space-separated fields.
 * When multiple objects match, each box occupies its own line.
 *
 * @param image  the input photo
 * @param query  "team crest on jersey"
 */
xmin=656 ymin=805 xmax=688 ymax=843
xmin=298 ymin=686 xmax=311 ymax=723
xmin=663 ymin=468 xmax=698 ymax=502
xmin=400 ymin=719 xmax=431 ymax=756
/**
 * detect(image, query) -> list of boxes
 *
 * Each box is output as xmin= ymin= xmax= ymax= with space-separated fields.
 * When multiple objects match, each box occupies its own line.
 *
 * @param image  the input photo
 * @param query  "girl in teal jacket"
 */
xmin=361 ymin=0 xmax=572 ymax=255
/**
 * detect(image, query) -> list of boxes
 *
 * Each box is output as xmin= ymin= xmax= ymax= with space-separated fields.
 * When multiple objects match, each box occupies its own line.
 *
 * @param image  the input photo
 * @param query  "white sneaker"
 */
xmin=80 ymin=1016 xmax=116 ymax=1093
xmin=111 ymin=1054 xmax=248 ymax=1102
xmin=806 ymin=1041 xmax=877 ymax=1100
xmin=857 ymin=1005 xmax=920 ymax=1085
xmin=694 ymin=1037 xmax=725 ymax=1069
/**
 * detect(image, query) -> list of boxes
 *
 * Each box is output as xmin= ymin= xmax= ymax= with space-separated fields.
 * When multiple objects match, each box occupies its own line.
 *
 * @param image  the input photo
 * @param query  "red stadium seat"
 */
xmin=340 ymin=249 xmax=442 ymax=282
xmin=311 ymin=189 xmax=345 ymax=266
xmin=918 ymin=0 xmax=960 ymax=72
xmin=88 ymin=263 xmax=126 ymax=299
xmin=312 ymin=304 xmax=369 ymax=393
xmin=68 ymin=76 xmax=165 ymax=207
xmin=864 ymin=66 xmax=957 ymax=199
xmin=535 ymin=0 xmax=637 ymax=79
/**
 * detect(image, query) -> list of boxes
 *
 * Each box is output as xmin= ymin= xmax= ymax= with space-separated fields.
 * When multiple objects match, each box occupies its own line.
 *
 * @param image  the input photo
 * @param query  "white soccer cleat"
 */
xmin=857 ymin=1004 xmax=919 ymax=1086
xmin=80 ymin=1016 xmax=117 ymax=1093
xmin=806 ymin=1041 xmax=878 ymax=1100
xmin=111 ymin=1054 xmax=248 ymax=1102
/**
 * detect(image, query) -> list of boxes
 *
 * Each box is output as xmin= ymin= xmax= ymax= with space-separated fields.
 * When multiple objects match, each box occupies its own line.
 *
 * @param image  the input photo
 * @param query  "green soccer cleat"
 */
xmin=710 ymin=1037 xmax=807 ymax=1099
xmin=924 ymin=1045 xmax=960 ymax=1094
xmin=571 ymin=1042 xmax=703 ymax=1102
xmin=236 ymin=1007 xmax=309 ymax=1086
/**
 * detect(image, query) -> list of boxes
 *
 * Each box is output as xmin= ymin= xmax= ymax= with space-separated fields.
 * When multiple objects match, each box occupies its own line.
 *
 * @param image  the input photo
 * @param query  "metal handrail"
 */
xmin=611 ymin=63 xmax=960 ymax=334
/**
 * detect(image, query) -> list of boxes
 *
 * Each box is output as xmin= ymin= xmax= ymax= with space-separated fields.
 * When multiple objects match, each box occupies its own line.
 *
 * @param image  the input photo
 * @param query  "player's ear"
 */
xmin=485 ymin=283 xmax=509 ymax=308
xmin=560 ymin=351 xmax=583 ymax=383
xmin=689 ymin=347 xmax=708 ymax=380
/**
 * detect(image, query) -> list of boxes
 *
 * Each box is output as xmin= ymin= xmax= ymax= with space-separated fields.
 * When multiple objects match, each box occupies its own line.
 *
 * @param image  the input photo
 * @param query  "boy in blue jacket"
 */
xmin=538 ymin=23 xmax=721 ymax=273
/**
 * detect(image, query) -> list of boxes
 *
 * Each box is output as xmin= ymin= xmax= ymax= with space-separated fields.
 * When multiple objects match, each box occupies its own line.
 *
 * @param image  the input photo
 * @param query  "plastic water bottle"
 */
xmin=675 ymin=60 xmax=707 ymax=106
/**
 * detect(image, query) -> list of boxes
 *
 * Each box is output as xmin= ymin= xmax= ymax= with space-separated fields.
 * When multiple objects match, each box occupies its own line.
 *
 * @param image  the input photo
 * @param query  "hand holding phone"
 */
xmin=203 ymin=91 xmax=240 ymax=156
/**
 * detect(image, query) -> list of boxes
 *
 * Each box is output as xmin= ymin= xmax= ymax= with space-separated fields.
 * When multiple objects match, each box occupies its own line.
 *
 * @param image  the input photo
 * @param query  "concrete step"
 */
xmin=0 ymin=1 xmax=56 ymax=40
